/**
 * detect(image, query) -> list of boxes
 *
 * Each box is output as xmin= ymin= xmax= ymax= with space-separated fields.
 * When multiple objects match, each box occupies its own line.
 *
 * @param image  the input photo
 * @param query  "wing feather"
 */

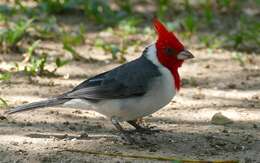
xmin=64 ymin=55 xmax=161 ymax=100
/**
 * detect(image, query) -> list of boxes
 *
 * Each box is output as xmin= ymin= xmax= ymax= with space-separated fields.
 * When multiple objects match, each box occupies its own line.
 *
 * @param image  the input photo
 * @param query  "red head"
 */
xmin=153 ymin=18 xmax=194 ymax=90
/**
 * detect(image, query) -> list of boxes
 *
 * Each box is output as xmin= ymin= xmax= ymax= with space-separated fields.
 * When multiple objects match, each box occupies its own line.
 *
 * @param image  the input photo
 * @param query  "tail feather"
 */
xmin=5 ymin=98 xmax=69 ymax=114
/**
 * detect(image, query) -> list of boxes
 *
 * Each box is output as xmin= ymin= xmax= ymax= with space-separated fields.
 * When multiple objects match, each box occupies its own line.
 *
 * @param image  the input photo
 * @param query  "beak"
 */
xmin=177 ymin=50 xmax=194 ymax=60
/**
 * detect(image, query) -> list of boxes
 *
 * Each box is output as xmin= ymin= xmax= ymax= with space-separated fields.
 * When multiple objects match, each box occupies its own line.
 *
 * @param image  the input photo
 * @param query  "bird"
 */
xmin=5 ymin=19 xmax=194 ymax=142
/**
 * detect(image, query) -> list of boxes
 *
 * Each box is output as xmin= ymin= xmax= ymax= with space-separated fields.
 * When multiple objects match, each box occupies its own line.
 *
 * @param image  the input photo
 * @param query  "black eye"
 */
xmin=164 ymin=47 xmax=175 ymax=56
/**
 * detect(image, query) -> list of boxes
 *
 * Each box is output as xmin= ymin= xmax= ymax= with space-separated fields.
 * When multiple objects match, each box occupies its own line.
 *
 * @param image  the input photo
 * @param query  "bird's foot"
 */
xmin=127 ymin=119 xmax=160 ymax=134
xmin=111 ymin=117 xmax=137 ymax=144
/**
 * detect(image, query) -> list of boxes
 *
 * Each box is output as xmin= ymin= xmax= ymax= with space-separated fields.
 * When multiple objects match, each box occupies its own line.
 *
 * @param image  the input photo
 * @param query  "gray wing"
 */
xmin=63 ymin=55 xmax=161 ymax=100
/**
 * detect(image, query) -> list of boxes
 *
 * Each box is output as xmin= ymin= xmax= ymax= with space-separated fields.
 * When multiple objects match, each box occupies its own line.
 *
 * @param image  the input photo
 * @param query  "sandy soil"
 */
xmin=0 ymin=38 xmax=260 ymax=162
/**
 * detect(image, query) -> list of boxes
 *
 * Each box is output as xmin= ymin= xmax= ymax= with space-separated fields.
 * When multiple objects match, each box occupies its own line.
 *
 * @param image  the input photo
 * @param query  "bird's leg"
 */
xmin=111 ymin=117 xmax=135 ymax=144
xmin=127 ymin=119 xmax=145 ymax=130
xmin=127 ymin=119 xmax=159 ymax=133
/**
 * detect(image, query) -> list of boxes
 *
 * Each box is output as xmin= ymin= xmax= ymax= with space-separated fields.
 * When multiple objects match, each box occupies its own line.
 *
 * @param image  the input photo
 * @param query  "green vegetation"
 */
xmin=63 ymin=43 xmax=83 ymax=61
xmin=0 ymin=72 xmax=11 ymax=81
xmin=232 ymin=52 xmax=246 ymax=67
xmin=24 ymin=53 xmax=47 ymax=76
xmin=0 ymin=18 xmax=33 ymax=50
xmin=0 ymin=97 xmax=8 ymax=108
xmin=0 ymin=0 xmax=259 ymax=79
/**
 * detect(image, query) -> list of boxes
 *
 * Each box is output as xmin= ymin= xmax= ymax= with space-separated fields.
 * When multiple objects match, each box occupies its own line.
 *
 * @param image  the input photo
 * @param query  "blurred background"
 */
xmin=0 ymin=0 xmax=259 ymax=69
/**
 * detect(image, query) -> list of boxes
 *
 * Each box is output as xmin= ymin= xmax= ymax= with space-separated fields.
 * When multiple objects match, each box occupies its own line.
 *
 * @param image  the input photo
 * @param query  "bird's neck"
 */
xmin=144 ymin=44 xmax=181 ymax=91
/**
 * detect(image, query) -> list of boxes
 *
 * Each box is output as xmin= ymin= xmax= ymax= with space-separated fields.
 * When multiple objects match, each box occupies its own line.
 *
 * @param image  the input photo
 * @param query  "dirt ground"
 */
xmin=0 ymin=18 xmax=260 ymax=162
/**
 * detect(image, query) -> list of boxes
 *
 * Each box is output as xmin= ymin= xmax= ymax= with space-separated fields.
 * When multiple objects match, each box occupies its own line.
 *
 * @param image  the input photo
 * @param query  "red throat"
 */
xmin=170 ymin=64 xmax=182 ymax=91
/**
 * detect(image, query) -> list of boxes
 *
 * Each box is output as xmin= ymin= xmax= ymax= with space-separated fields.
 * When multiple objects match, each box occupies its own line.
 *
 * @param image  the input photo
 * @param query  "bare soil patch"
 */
xmin=1 ymin=45 xmax=260 ymax=162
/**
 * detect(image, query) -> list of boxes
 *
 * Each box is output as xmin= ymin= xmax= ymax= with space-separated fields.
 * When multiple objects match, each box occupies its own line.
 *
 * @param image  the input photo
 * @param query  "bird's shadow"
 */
xmin=1 ymin=111 xmax=259 ymax=146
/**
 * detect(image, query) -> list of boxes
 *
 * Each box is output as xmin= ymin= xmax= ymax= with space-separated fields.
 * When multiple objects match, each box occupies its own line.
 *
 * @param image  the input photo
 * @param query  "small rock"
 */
xmin=72 ymin=110 xmax=82 ymax=114
xmin=49 ymin=110 xmax=59 ymax=115
xmin=48 ymin=80 xmax=55 ymax=86
xmin=192 ymin=93 xmax=205 ymax=100
xmin=60 ymin=134 xmax=69 ymax=139
xmin=211 ymin=112 xmax=233 ymax=125
xmin=79 ymin=132 xmax=88 ymax=139
xmin=205 ymin=64 xmax=210 ymax=69
xmin=222 ymin=129 xmax=229 ymax=133
xmin=215 ymin=141 xmax=227 ymax=146
xmin=22 ymin=140 xmax=32 ymax=145
xmin=25 ymin=122 xmax=32 ymax=126
xmin=227 ymin=83 xmax=236 ymax=89
xmin=96 ymin=124 xmax=103 ymax=128
xmin=0 ymin=115 xmax=7 ymax=120
xmin=11 ymin=141 xmax=19 ymax=146
xmin=253 ymin=124 xmax=257 ymax=129
xmin=149 ymin=147 xmax=157 ymax=152
xmin=252 ymin=94 xmax=259 ymax=100
xmin=63 ymin=121 xmax=70 ymax=125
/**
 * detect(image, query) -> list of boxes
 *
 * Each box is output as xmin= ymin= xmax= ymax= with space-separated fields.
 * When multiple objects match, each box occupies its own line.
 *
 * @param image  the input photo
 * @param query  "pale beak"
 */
xmin=177 ymin=50 xmax=194 ymax=60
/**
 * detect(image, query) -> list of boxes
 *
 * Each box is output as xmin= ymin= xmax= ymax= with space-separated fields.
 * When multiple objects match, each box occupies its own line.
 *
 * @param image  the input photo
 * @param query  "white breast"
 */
xmin=64 ymin=44 xmax=176 ymax=121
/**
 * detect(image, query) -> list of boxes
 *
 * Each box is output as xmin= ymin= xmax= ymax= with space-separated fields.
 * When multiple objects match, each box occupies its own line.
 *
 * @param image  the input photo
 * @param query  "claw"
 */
xmin=127 ymin=119 xmax=160 ymax=134
xmin=111 ymin=117 xmax=136 ymax=144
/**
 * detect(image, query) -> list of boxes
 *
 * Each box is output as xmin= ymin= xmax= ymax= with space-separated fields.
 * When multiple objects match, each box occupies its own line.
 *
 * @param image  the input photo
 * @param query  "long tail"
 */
xmin=5 ymin=98 xmax=69 ymax=114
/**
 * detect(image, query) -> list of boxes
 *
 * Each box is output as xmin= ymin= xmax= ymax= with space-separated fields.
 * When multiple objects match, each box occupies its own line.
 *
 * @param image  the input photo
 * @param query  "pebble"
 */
xmin=149 ymin=147 xmax=157 ymax=152
xmin=11 ymin=142 xmax=19 ymax=146
xmin=79 ymin=132 xmax=88 ymax=139
xmin=211 ymin=112 xmax=233 ymax=125
xmin=0 ymin=115 xmax=7 ymax=120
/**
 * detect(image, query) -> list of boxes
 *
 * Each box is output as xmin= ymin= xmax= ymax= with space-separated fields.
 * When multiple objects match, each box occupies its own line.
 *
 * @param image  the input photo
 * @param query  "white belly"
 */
xmin=63 ymin=67 xmax=175 ymax=121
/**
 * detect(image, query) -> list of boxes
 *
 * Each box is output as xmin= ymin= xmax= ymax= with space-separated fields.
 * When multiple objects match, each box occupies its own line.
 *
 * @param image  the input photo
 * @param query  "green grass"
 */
xmin=0 ymin=18 xmax=33 ymax=49
xmin=33 ymin=16 xmax=60 ymax=39
xmin=61 ymin=24 xmax=85 ymax=46
xmin=232 ymin=52 xmax=246 ymax=67
xmin=23 ymin=41 xmax=69 ymax=77
xmin=0 ymin=72 xmax=11 ymax=81
xmin=63 ymin=43 xmax=83 ymax=61
xmin=24 ymin=53 xmax=47 ymax=76
xmin=0 ymin=97 xmax=8 ymax=108
xmin=94 ymin=38 xmax=127 ymax=62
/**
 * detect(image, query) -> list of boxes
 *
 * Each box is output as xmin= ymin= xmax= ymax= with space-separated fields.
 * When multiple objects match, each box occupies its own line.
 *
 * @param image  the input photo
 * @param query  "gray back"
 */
xmin=63 ymin=54 xmax=161 ymax=100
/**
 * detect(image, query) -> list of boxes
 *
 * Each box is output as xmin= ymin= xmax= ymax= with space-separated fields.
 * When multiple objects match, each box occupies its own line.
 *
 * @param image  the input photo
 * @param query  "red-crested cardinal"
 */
xmin=6 ymin=19 xmax=194 ymax=142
